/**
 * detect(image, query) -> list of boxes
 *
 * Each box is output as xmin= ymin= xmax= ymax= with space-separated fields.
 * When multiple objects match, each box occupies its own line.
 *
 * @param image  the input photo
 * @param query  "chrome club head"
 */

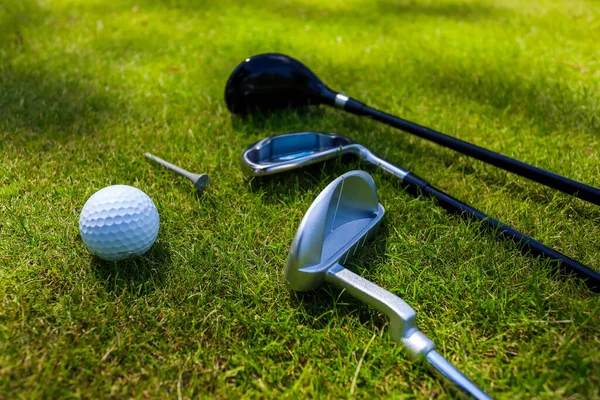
xmin=241 ymin=131 xmax=410 ymax=180
xmin=285 ymin=170 xmax=384 ymax=292
xmin=242 ymin=132 xmax=358 ymax=176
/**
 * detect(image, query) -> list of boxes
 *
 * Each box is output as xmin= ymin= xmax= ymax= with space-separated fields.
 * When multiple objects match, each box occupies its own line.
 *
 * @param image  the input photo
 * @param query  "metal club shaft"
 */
xmin=325 ymin=264 xmax=492 ymax=399
xmin=427 ymin=351 xmax=492 ymax=400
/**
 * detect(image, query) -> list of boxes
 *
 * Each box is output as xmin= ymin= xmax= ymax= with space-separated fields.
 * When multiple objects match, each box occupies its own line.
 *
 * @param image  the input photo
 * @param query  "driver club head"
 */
xmin=242 ymin=132 xmax=359 ymax=176
xmin=225 ymin=53 xmax=337 ymax=114
xmin=285 ymin=170 xmax=385 ymax=292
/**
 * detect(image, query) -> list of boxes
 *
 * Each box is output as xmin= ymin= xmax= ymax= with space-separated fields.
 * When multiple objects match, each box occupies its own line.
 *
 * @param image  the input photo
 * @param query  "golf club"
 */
xmin=243 ymin=132 xmax=600 ymax=292
xmin=225 ymin=53 xmax=600 ymax=207
xmin=286 ymin=170 xmax=491 ymax=399
xmin=145 ymin=153 xmax=210 ymax=192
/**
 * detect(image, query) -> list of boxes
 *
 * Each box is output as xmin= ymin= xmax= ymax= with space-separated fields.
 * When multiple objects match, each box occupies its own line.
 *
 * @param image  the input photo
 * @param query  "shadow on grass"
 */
xmin=0 ymin=66 xmax=117 ymax=144
xmin=0 ymin=0 xmax=120 ymax=146
xmin=90 ymin=240 xmax=171 ymax=296
xmin=257 ymin=0 xmax=510 ymax=25
xmin=405 ymin=57 xmax=599 ymax=138
xmin=375 ymin=0 xmax=505 ymax=20
xmin=140 ymin=0 xmax=508 ymax=23
xmin=230 ymin=107 xmax=329 ymax=136
xmin=0 ymin=0 xmax=48 ymax=47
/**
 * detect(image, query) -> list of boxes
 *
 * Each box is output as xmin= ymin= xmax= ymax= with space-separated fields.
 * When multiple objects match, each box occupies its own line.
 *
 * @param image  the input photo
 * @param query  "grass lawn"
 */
xmin=1 ymin=0 xmax=600 ymax=398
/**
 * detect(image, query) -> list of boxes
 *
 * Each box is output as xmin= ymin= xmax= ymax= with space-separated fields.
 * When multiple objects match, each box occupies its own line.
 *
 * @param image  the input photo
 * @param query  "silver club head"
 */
xmin=285 ymin=170 xmax=384 ymax=292
xmin=242 ymin=132 xmax=358 ymax=176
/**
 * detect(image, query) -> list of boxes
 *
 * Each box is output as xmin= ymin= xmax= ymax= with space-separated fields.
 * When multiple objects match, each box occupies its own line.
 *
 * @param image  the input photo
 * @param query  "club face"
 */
xmin=285 ymin=171 xmax=385 ymax=292
xmin=242 ymin=132 xmax=356 ymax=176
xmin=225 ymin=53 xmax=332 ymax=114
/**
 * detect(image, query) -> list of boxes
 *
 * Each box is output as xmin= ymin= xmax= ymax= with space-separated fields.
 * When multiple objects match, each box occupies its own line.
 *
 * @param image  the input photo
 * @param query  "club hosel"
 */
xmin=401 ymin=329 xmax=437 ymax=360
xmin=358 ymin=147 xmax=433 ymax=195
xmin=325 ymin=264 xmax=435 ymax=359
xmin=356 ymin=147 xmax=412 ymax=181
xmin=320 ymin=89 xmax=369 ymax=115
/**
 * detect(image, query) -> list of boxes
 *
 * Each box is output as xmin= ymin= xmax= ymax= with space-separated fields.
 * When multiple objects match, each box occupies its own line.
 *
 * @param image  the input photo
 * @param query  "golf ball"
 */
xmin=79 ymin=185 xmax=160 ymax=261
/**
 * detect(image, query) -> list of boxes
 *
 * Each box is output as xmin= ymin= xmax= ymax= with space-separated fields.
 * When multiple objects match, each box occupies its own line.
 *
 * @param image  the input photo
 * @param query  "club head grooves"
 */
xmin=285 ymin=171 xmax=385 ymax=292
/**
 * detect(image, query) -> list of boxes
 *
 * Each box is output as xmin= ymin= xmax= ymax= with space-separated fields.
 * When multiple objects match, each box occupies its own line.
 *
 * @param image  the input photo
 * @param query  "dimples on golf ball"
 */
xmin=79 ymin=185 xmax=159 ymax=261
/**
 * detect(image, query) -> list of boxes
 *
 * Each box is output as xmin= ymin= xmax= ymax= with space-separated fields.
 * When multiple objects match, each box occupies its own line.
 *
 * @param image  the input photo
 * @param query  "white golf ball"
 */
xmin=79 ymin=185 xmax=160 ymax=261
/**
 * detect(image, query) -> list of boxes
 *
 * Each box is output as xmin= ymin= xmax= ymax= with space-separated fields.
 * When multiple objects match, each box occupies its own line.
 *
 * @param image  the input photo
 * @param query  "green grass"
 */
xmin=1 ymin=0 xmax=599 ymax=398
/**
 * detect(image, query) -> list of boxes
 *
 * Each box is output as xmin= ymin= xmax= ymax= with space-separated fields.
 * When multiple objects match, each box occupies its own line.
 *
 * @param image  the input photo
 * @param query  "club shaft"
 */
xmin=343 ymin=98 xmax=600 ymax=206
xmin=412 ymin=174 xmax=600 ymax=291
xmin=362 ymin=151 xmax=600 ymax=291
xmin=429 ymin=183 xmax=599 ymax=288
xmin=327 ymin=265 xmax=491 ymax=398
xmin=145 ymin=153 xmax=197 ymax=182
xmin=426 ymin=351 xmax=492 ymax=400
xmin=360 ymin=149 xmax=409 ymax=180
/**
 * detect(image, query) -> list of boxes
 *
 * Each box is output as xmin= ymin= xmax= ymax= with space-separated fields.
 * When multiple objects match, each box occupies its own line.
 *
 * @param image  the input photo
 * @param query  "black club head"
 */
xmin=224 ymin=53 xmax=337 ymax=114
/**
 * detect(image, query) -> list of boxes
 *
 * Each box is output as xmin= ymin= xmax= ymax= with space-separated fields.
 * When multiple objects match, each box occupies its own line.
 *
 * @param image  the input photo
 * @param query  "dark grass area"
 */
xmin=1 ymin=0 xmax=599 ymax=398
